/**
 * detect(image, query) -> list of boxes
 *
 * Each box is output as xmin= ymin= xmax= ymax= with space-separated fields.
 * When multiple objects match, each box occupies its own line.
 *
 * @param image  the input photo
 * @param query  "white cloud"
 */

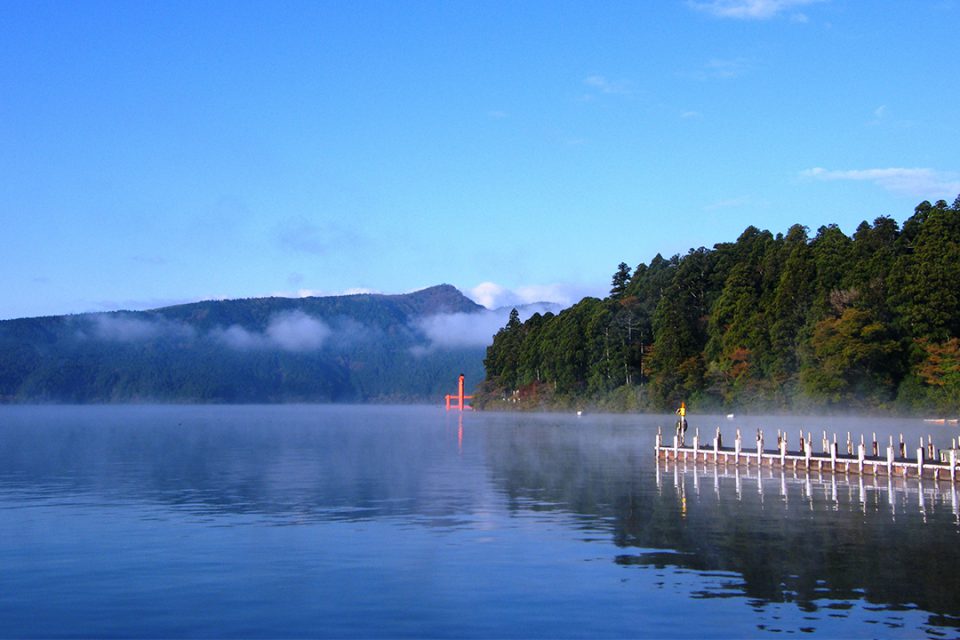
xmin=701 ymin=58 xmax=749 ymax=80
xmin=414 ymin=311 xmax=508 ymax=349
xmin=872 ymin=104 xmax=887 ymax=120
xmin=583 ymin=75 xmax=632 ymax=95
xmin=266 ymin=311 xmax=331 ymax=351
xmin=512 ymin=284 xmax=583 ymax=307
xmin=709 ymin=58 xmax=745 ymax=79
xmin=688 ymin=0 xmax=824 ymax=20
xmin=801 ymin=167 xmax=960 ymax=197
xmin=467 ymin=281 xmax=598 ymax=310
xmin=213 ymin=310 xmax=331 ymax=351
xmin=87 ymin=314 xmax=196 ymax=342
xmin=91 ymin=315 xmax=161 ymax=341
xmin=213 ymin=324 xmax=265 ymax=350
xmin=864 ymin=105 xmax=918 ymax=130
xmin=469 ymin=282 xmax=509 ymax=308
xmin=413 ymin=303 xmax=567 ymax=352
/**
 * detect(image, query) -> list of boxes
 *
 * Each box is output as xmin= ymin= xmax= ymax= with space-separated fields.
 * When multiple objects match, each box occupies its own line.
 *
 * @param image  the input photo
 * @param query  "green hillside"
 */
xmin=0 ymin=285 xmax=486 ymax=403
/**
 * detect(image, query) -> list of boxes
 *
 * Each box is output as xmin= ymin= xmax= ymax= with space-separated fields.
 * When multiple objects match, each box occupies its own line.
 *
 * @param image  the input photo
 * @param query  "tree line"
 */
xmin=479 ymin=197 xmax=960 ymax=414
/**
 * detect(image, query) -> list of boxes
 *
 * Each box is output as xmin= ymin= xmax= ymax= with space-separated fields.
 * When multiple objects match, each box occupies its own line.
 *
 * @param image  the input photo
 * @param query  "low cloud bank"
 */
xmin=413 ymin=303 xmax=565 ymax=352
xmin=85 ymin=310 xmax=333 ymax=352
xmin=467 ymin=281 xmax=597 ymax=310
xmin=88 ymin=313 xmax=195 ymax=342
xmin=85 ymin=298 xmax=568 ymax=357
xmin=414 ymin=310 xmax=506 ymax=349
xmin=213 ymin=310 xmax=332 ymax=352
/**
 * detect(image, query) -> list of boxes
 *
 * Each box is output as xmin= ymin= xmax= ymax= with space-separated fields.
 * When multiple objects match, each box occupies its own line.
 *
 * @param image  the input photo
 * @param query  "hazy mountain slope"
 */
xmin=0 ymin=285 xmax=488 ymax=403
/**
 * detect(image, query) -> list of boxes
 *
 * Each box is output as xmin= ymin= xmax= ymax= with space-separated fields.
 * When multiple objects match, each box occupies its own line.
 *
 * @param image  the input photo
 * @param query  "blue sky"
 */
xmin=2 ymin=0 xmax=958 ymax=320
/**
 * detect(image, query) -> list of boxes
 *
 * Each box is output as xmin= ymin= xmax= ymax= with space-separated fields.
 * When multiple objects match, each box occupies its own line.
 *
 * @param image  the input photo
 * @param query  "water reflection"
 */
xmin=3 ymin=406 xmax=960 ymax=637
xmin=655 ymin=457 xmax=960 ymax=524
xmin=479 ymin=415 xmax=960 ymax=632
xmin=0 ymin=405 xmax=485 ymax=527
xmin=642 ymin=459 xmax=960 ymax=632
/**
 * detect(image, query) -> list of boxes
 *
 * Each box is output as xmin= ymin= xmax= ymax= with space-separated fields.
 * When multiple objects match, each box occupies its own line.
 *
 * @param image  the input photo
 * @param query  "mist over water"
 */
xmin=0 ymin=406 xmax=957 ymax=638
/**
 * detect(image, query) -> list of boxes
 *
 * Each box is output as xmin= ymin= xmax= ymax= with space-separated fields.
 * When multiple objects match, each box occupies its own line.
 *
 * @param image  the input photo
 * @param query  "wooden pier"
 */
xmin=656 ymin=426 xmax=960 ymax=482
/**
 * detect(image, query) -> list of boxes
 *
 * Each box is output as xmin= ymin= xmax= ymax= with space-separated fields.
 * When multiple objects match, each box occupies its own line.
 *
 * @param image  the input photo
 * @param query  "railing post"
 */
xmin=858 ymin=441 xmax=865 ymax=474
xmin=735 ymin=429 xmax=741 ymax=465
xmin=757 ymin=429 xmax=764 ymax=467
xmin=917 ymin=440 xmax=925 ymax=478
xmin=887 ymin=441 xmax=894 ymax=476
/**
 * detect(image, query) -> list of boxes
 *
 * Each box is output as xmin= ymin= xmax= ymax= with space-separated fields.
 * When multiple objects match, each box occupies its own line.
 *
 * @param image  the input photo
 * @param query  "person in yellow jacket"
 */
xmin=675 ymin=402 xmax=688 ymax=445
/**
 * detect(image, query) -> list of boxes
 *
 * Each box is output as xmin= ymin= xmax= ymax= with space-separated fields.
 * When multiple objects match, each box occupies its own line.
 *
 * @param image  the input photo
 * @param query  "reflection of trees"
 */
xmin=481 ymin=420 xmax=960 ymax=621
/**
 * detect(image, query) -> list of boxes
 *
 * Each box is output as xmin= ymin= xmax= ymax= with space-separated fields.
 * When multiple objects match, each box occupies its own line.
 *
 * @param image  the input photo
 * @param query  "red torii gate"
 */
xmin=445 ymin=373 xmax=474 ymax=411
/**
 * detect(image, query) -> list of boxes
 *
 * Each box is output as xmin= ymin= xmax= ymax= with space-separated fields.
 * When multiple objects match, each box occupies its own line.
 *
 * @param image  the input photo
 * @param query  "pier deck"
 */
xmin=656 ymin=427 xmax=960 ymax=482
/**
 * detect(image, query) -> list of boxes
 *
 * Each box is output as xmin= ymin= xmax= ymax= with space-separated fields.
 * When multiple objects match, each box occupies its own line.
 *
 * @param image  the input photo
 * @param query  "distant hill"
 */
xmin=0 ymin=284 xmax=494 ymax=403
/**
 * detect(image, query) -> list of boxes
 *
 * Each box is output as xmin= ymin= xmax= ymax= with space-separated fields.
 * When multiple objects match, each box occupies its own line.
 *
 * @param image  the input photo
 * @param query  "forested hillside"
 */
xmin=480 ymin=198 xmax=960 ymax=415
xmin=0 ymin=285 xmax=487 ymax=403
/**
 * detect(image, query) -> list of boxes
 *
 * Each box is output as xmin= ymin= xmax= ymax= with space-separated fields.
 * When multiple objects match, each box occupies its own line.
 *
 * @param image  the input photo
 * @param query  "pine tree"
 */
xmin=610 ymin=262 xmax=632 ymax=299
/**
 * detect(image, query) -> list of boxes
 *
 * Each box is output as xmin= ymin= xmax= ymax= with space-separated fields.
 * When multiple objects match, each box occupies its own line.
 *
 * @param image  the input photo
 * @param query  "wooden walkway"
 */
xmin=656 ymin=426 xmax=960 ymax=482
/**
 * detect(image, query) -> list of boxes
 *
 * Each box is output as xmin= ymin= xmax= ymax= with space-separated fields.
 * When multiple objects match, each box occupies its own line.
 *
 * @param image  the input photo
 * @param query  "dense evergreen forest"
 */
xmin=480 ymin=197 xmax=960 ymax=415
xmin=0 ymin=285 xmax=487 ymax=403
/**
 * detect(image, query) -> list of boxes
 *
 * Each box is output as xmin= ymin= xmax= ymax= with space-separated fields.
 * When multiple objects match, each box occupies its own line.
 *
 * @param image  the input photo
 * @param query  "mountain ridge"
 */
xmin=0 ymin=284 xmax=491 ymax=404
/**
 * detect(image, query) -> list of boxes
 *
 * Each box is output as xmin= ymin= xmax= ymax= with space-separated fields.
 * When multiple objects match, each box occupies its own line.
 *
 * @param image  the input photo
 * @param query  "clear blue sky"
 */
xmin=2 ymin=0 xmax=958 ymax=319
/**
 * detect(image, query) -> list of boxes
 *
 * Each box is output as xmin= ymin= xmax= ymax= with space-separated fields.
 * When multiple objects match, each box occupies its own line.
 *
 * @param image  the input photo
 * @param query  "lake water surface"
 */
xmin=1 ymin=405 xmax=958 ymax=638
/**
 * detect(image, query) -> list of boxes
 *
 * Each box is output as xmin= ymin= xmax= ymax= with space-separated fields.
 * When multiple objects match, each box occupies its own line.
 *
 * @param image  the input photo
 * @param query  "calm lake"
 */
xmin=1 ymin=405 xmax=958 ymax=638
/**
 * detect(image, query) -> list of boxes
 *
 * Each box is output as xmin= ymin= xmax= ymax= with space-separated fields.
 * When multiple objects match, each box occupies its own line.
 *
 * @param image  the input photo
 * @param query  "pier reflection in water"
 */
xmin=639 ymin=456 xmax=960 ymax=630
xmin=656 ymin=457 xmax=960 ymax=523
